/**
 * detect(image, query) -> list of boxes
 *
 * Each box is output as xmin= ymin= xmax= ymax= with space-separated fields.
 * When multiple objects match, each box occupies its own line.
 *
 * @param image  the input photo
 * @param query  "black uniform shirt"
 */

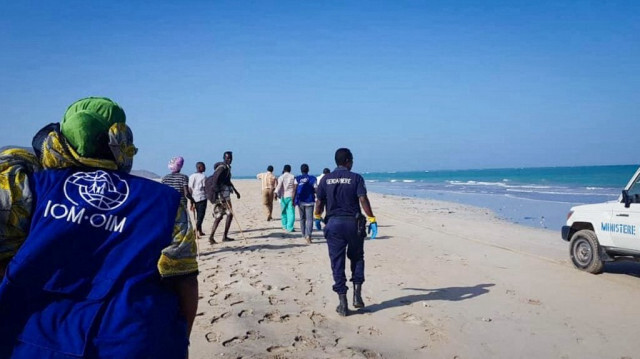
xmin=317 ymin=166 xmax=367 ymax=219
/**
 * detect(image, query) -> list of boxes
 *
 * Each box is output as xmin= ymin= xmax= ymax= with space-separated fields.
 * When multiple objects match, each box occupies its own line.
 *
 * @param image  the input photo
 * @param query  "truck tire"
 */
xmin=569 ymin=229 xmax=604 ymax=274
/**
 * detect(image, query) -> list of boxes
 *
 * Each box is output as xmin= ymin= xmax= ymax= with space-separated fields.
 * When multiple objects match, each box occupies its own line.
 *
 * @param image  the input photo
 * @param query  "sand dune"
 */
xmin=188 ymin=179 xmax=640 ymax=358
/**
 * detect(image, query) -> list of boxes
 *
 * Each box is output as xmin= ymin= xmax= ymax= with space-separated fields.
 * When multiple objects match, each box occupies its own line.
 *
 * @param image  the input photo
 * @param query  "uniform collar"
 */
xmin=334 ymin=166 xmax=349 ymax=171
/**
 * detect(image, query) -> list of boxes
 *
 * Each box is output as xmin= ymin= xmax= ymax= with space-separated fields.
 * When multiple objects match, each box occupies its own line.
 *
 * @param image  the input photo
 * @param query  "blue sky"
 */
xmin=1 ymin=1 xmax=638 ymax=176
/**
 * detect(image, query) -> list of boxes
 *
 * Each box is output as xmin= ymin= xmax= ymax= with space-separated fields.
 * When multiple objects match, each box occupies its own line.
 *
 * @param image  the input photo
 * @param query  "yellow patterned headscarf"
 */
xmin=0 ymin=148 xmax=40 ymax=265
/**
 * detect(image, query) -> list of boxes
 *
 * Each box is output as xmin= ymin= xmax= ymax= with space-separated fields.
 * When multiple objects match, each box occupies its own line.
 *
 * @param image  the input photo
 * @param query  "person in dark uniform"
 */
xmin=314 ymin=148 xmax=378 ymax=316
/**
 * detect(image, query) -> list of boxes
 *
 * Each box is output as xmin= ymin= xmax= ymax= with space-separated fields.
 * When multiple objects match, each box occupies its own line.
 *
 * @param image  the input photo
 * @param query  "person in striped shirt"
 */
xmin=162 ymin=156 xmax=195 ymax=208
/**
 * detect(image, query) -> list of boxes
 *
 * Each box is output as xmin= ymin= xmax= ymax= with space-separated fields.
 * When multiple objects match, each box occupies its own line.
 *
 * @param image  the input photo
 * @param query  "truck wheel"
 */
xmin=569 ymin=229 xmax=604 ymax=274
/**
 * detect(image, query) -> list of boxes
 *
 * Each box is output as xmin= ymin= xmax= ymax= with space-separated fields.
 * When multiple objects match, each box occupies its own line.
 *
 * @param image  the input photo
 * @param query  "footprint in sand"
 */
xmin=399 ymin=312 xmax=423 ymax=325
xmin=266 ymin=345 xmax=289 ymax=354
xmin=210 ymin=311 xmax=231 ymax=324
xmin=302 ymin=310 xmax=327 ymax=328
xmin=248 ymin=271 xmax=263 ymax=280
xmin=237 ymin=309 xmax=253 ymax=318
xmin=268 ymin=295 xmax=284 ymax=305
xmin=397 ymin=313 xmax=447 ymax=346
xmin=340 ymin=347 xmax=383 ymax=358
xmin=258 ymin=311 xmax=290 ymax=324
xmin=205 ymin=331 xmax=220 ymax=343
xmin=222 ymin=280 xmax=239 ymax=289
xmin=357 ymin=326 xmax=382 ymax=336
xmin=291 ymin=335 xmax=320 ymax=349
xmin=221 ymin=330 xmax=262 ymax=347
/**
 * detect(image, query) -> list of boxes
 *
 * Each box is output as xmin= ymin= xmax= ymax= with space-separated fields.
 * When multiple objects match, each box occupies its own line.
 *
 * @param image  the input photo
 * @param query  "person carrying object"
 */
xmin=314 ymin=148 xmax=378 ymax=317
xmin=314 ymin=167 xmax=331 ymax=230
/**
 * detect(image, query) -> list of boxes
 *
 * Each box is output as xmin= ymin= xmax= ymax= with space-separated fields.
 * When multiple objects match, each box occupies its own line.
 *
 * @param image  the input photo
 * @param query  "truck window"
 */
xmin=628 ymin=175 xmax=640 ymax=199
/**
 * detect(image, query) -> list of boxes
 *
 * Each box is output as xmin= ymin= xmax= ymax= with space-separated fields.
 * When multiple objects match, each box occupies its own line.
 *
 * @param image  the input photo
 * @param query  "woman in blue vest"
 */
xmin=0 ymin=97 xmax=199 ymax=358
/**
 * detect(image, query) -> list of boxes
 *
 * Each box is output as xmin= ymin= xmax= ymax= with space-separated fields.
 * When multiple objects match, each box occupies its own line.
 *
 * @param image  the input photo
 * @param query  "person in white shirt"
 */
xmin=317 ymin=168 xmax=330 ymax=186
xmin=274 ymin=164 xmax=296 ymax=232
xmin=189 ymin=162 xmax=207 ymax=236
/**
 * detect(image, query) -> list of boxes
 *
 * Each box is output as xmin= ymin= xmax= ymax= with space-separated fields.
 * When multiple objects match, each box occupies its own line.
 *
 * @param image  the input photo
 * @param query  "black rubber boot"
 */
xmin=353 ymin=283 xmax=365 ymax=308
xmin=336 ymin=294 xmax=349 ymax=317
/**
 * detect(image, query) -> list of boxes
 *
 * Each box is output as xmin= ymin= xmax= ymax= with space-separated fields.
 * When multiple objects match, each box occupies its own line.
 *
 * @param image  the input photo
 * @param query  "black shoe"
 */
xmin=222 ymin=237 xmax=235 ymax=242
xmin=353 ymin=284 xmax=365 ymax=308
xmin=208 ymin=236 xmax=217 ymax=245
xmin=336 ymin=294 xmax=349 ymax=316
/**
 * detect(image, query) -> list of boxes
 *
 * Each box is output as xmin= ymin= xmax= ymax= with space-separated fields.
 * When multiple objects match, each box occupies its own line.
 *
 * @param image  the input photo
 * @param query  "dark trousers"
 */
xmin=194 ymin=200 xmax=207 ymax=232
xmin=324 ymin=218 xmax=365 ymax=294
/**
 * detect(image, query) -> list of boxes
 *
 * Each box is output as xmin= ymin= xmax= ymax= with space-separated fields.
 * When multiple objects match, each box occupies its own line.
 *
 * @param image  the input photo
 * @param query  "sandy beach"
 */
xmin=188 ymin=179 xmax=640 ymax=359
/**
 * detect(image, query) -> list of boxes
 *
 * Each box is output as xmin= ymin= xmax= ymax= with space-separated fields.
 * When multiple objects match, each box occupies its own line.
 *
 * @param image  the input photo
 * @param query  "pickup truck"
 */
xmin=562 ymin=167 xmax=640 ymax=273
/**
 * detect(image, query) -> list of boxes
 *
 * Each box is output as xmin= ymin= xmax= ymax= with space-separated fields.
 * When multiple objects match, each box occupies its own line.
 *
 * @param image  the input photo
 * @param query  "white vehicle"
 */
xmin=562 ymin=167 xmax=640 ymax=273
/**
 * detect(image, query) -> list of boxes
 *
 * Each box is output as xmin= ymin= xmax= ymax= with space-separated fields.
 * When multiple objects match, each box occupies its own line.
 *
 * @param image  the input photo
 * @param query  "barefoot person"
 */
xmin=0 ymin=97 xmax=198 ymax=358
xmin=207 ymin=151 xmax=241 ymax=243
xmin=315 ymin=148 xmax=378 ymax=316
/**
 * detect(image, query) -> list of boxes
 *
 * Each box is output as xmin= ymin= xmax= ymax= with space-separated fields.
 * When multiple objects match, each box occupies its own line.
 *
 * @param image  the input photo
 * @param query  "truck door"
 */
xmin=609 ymin=171 xmax=640 ymax=251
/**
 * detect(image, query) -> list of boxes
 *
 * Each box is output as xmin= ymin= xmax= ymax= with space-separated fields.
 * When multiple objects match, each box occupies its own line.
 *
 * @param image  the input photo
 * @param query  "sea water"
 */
xmin=363 ymin=165 xmax=638 ymax=231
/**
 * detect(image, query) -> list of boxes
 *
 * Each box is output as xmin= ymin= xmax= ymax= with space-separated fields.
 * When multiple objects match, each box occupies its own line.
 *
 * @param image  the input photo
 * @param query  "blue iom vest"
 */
xmin=0 ymin=168 xmax=188 ymax=358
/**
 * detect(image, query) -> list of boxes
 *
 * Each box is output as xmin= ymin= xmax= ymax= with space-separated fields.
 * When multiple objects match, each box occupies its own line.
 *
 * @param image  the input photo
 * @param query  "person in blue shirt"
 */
xmin=314 ymin=148 xmax=378 ymax=316
xmin=294 ymin=163 xmax=317 ymax=244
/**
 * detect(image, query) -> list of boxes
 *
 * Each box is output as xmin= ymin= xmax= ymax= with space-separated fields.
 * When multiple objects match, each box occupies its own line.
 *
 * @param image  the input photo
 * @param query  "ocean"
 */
xmin=362 ymin=165 xmax=638 ymax=231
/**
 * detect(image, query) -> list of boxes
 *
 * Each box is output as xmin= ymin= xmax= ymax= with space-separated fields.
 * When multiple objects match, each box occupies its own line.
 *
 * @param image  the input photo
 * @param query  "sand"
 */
xmin=188 ymin=179 xmax=640 ymax=359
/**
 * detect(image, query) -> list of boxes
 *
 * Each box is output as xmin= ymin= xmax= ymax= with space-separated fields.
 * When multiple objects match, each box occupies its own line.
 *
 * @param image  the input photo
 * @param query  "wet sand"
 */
xmin=188 ymin=179 xmax=640 ymax=358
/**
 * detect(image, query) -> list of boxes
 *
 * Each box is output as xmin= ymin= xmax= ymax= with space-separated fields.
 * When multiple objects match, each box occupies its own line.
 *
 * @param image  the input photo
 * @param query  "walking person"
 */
xmin=206 ymin=151 xmax=241 ymax=244
xmin=295 ymin=163 xmax=317 ymax=244
xmin=189 ymin=161 xmax=207 ymax=237
xmin=315 ymin=148 xmax=378 ymax=316
xmin=314 ymin=168 xmax=331 ymax=231
xmin=317 ymin=167 xmax=330 ymax=184
xmin=257 ymin=165 xmax=277 ymax=221
xmin=0 ymin=97 xmax=198 ymax=358
xmin=162 ymin=156 xmax=195 ymax=209
xmin=274 ymin=164 xmax=296 ymax=232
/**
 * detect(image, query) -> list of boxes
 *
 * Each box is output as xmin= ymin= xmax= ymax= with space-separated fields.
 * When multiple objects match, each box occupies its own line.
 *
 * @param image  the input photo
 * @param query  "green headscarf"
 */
xmin=60 ymin=97 xmax=126 ymax=158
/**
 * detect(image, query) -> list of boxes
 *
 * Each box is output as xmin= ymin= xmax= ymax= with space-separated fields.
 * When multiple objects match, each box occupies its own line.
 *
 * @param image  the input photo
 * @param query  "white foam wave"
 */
xmin=447 ymin=180 xmax=552 ymax=189
xmin=402 ymin=180 xmax=416 ymax=183
xmin=506 ymin=188 xmax=616 ymax=196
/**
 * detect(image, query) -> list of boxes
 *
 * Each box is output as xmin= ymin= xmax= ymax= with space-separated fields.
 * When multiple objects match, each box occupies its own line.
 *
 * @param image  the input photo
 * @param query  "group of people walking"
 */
xmin=0 ymin=96 xmax=381 ymax=359
xmin=256 ymin=149 xmax=378 ymax=316
xmin=257 ymin=165 xmax=331 ymax=244
xmin=162 ymin=151 xmax=241 ymax=244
